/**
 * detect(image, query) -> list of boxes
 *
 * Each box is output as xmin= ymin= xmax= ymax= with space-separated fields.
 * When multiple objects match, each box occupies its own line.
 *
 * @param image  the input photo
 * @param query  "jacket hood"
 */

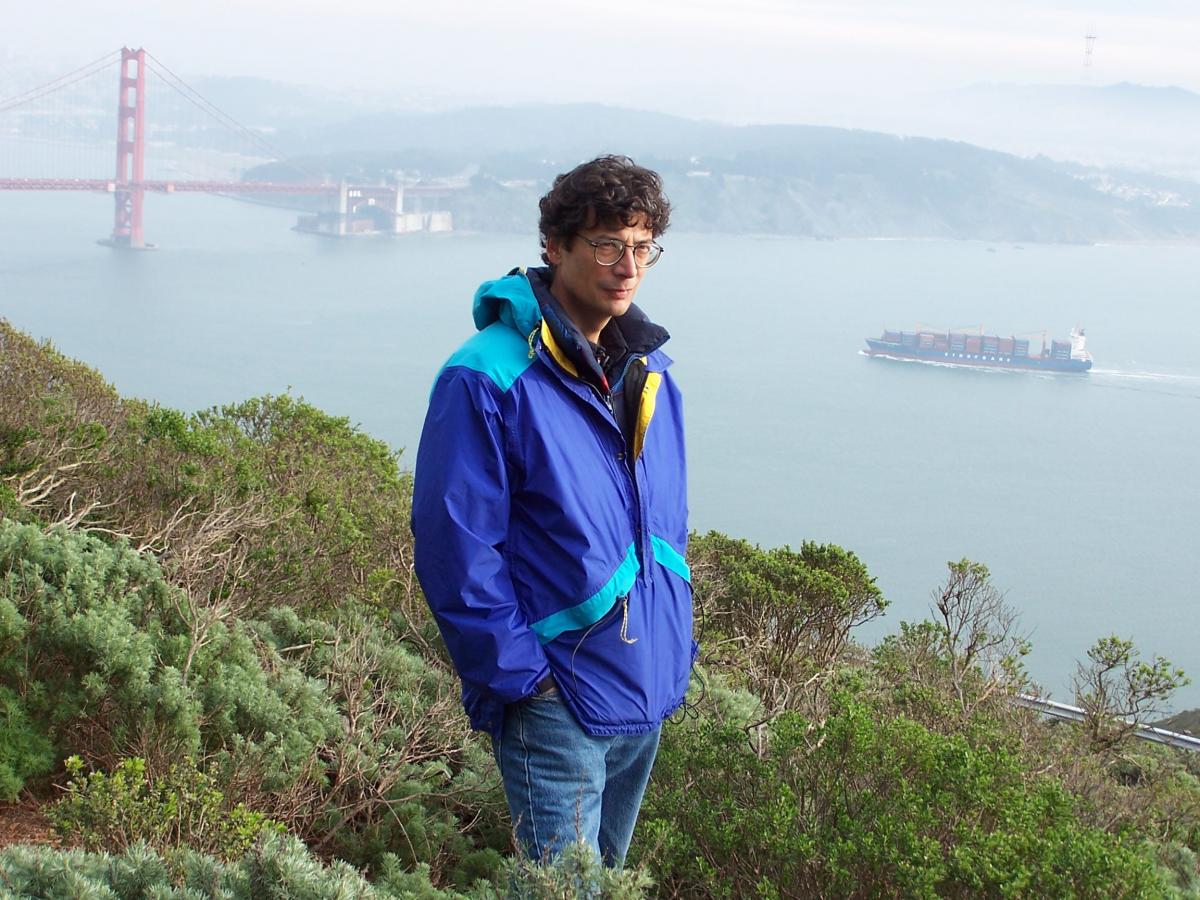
xmin=473 ymin=269 xmax=542 ymax=337
xmin=473 ymin=266 xmax=669 ymax=393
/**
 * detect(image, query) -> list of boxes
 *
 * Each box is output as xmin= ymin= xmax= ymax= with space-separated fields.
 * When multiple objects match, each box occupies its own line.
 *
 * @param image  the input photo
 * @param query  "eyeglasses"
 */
xmin=575 ymin=234 xmax=664 ymax=268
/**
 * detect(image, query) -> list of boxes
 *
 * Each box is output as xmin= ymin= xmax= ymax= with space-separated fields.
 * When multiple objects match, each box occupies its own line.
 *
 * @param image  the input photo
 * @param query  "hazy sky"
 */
xmin=5 ymin=1 xmax=1199 ymax=123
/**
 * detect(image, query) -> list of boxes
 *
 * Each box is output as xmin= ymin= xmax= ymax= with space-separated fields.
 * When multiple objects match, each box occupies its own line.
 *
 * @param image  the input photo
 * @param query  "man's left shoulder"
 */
xmin=643 ymin=348 xmax=675 ymax=374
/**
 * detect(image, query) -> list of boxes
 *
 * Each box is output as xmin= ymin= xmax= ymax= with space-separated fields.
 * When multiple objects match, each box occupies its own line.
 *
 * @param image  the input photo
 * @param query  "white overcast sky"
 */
xmin=5 ymin=1 xmax=1199 ymax=122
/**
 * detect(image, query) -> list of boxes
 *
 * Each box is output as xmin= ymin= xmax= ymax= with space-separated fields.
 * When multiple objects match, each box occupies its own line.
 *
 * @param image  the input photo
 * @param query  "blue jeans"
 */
xmin=494 ymin=688 xmax=661 ymax=867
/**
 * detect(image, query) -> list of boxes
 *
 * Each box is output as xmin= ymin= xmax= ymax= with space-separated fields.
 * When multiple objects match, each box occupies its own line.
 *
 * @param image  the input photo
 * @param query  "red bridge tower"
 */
xmin=108 ymin=47 xmax=148 ymax=249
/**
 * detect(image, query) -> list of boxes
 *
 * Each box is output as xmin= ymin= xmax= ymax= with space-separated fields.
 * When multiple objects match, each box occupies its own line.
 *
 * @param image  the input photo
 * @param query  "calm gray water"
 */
xmin=3 ymin=191 xmax=1198 ymax=710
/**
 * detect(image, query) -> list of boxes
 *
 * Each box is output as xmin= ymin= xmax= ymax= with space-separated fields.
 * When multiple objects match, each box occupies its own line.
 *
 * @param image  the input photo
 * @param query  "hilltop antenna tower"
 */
xmin=1083 ymin=29 xmax=1097 ymax=79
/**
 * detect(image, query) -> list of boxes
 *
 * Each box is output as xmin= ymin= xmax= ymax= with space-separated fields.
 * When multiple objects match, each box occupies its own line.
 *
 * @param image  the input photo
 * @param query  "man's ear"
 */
xmin=545 ymin=235 xmax=563 ymax=266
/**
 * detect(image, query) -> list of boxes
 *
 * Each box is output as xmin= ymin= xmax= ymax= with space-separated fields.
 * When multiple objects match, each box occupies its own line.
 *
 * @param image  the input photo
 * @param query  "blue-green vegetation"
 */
xmin=1 ymin=317 xmax=1197 ymax=897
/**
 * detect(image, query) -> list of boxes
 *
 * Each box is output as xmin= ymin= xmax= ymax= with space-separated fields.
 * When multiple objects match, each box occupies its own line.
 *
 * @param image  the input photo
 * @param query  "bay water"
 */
xmin=3 ymin=191 xmax=1198 ymax=710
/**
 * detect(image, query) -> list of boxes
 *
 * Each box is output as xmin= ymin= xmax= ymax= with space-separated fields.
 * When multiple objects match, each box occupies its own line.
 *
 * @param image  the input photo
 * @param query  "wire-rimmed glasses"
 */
xmin=575 ymin=235 xmax=664 ymax=268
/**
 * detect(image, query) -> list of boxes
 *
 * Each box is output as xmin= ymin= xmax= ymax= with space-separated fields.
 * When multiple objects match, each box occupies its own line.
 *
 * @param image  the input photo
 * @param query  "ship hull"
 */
xmin=864 ymin=339 xmax=1092 ymax=373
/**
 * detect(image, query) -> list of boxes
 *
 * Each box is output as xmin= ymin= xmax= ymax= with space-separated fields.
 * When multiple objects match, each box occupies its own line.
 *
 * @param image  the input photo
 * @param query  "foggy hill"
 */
xmin=873 ymin=82 xmax=1200 ymax=182
xmin=186 ymin=76 xmax=466 ymax=127
xmin=184 ymin=76 xmax=1200 ymax=184
xmin=13 ymin=58 xmax=1193 ymax=244
xmin=1157 ymin=709 xmax=1200 ymax=737
xmin=249 ymin=103 xmax=1200 ymax=243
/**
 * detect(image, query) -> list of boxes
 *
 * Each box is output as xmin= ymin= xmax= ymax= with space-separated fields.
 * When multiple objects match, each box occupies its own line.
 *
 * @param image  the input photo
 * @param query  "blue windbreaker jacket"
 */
xmin=412 ymin=267 xmax=694 ymax=738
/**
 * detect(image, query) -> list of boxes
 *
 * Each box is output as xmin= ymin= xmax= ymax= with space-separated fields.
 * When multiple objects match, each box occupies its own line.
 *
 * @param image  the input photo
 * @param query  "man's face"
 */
xmin=546 ymin=216 xmax=654 ymax=340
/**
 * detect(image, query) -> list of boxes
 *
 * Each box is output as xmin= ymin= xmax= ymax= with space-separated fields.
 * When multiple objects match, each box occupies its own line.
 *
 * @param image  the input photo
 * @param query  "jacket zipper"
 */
xmin=539 ymin=344 xmax=651 ymax=582
xmin=595 ymin=373 xmax=652 ymax=587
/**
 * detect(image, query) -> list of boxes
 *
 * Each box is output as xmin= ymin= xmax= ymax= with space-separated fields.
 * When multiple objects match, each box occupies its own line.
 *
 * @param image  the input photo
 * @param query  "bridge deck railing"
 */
xmin=1014 ymin=694 xmax=1200 ymax=752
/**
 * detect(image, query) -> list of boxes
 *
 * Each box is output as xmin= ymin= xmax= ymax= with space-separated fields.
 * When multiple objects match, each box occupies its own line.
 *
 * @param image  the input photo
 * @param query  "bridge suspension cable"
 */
xmin=0 ymin=50 xmax=122 ymax=114
xmin=0 ymin=47 xmax=321 ymax=179
xmin=0 ymin=47 xmax=455 ymax=246
xmin=143 ymin=51 xmax=322 ymax=180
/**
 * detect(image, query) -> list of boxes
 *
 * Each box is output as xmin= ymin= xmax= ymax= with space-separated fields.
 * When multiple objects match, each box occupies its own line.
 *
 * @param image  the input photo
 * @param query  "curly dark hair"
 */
xmin=538 ymin=155 xmax=671 ymax=265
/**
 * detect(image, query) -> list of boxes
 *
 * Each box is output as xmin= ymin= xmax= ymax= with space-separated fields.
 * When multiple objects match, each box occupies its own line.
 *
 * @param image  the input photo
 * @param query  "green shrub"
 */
xmin=204 ymin=394 xmax=420 ymax=621
xmin=638 ymin=688 xmax=1166 ymax=898
xmin=0 ymin=519 xmax=503 ymax=883
xmin=0 ymin=685 xmax=54 ymax=800
xmin=1023 ymin=725 xmax=1200 ymax=894
xmin=1155 ymin=841 xmax=1200 ymax=896
xmin=2 ymin=321 xmax=427 ymax=634
xmin=1075 ymin=635 xmax=1190 ymax=754
xmin=0 ymin=321 xmax=124 ymax=528
xmin=0 ymin=518 xmax=341 ymax=778
xmin=0 ymin=835 xmax=650 ymax=899
xmin=0 ymin=517 xmax=198 ymax=766
xmin=472 ymin=840 xmax=652 ymax=900
xmin=49 ymin=755 xmax=283 ymax=860
xmin=0 ymin=833 xmax=403 ymax=898
xmin=873 ymin=560 xmax=1031 ymax=726
xmin=239 ymin=605 xmax=507 ymax=881
xmin=688 ymin=532 xmax=885 ymax=711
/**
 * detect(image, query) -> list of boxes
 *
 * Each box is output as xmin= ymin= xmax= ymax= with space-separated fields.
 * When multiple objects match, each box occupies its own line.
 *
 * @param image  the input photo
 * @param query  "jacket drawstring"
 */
xmin=531 ymin=314 xmax=641 ymax=646
xmin=619 ymin=596 xmax=638 ymax=644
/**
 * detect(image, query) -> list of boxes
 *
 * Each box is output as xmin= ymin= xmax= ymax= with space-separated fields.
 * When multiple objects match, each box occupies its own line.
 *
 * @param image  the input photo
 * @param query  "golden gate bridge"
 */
xmin=0 ymin=48 xmax=456 ymax=248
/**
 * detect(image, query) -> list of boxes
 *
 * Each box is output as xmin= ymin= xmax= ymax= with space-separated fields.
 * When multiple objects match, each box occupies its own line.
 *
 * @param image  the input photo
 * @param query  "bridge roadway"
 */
xmin=1015 ymin=694 xmax=1200 ymax=752
xmin=0 ymin=179 xmax=447 ymax=195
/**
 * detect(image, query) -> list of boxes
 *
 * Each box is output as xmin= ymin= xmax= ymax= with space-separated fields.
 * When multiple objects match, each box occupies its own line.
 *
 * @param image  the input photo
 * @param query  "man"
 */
xmin=412 ymin=155 xmax=693 ymax=867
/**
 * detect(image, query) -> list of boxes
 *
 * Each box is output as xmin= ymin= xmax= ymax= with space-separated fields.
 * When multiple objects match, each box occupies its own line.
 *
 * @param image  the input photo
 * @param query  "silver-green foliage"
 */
xmin=238 ymin=604 xmax=507 ymax=877
xmin=0 ymin=684 xmax=54 ymax=801
xmin=0 ymin=518 xmax=340 ymax=791
xmin=0 ymin=836 xmax=652 ymax=899
xmin=0 ymin=518 xmax=506 ymax=880
xmin=0 ymin=834 xmax=390 ymax=899
xmin=0 ymin=518 xmax=505 ymax=881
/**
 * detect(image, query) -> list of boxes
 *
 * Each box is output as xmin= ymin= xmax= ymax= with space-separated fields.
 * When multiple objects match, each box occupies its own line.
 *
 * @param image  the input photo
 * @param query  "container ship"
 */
xmin=864 ymin=326 xmax=1092 ymax=373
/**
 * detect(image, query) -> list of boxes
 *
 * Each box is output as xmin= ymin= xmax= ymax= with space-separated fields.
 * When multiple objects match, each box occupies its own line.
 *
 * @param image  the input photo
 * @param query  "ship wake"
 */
xmin=1091 ymin=368 xmax=1200 ymax=384
xmin=1089 ymin=368 xmax=1200 ymax=399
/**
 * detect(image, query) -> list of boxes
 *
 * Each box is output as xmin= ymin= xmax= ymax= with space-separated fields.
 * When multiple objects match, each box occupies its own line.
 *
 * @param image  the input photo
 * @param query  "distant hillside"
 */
xmin=250 ymin=103 xmax=1200 ymax=243
xmin=871 ymin=82 xmax=1200 ymax=182
xmin=1157 ymin=709 xmax=1200 ymax=736
xmin=186 ymin=75 xmax=468 ymax=126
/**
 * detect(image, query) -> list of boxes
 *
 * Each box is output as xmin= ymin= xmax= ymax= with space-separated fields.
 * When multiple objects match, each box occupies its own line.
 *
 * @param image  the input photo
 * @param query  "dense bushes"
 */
xmin=0 ymin=519 xmax=339 ymax=788
xmin=204 ymin=395 xmax=421 ymax=622
xmin=0 ymin=320 xmax=422 ymax=626
xmin=0 ymin=833 xmax=414 ymax=898
xmin=3 ymin=318 xmax=1198 ymax=896
xmin=240 ymin=605 xmax=506 ymax=878
xmin=0 ymin=835 xmax=655 ymax=899
xmin=49 ymin=756 xmax=283 ymax=860
xmin=638 ymin=681 xmax=1165 ymax=898
xmin=0 ymin=517 xmax=504 ymax=883
xmin=0 ymin=686 xmax=53 ymax=801
xmin=688 ymin=532 xmax=885 ymax=714
xmin=638 ymin=548 xmax=1195 ymax=897
xmin=0 ymin=321 xmax=124 ymax=526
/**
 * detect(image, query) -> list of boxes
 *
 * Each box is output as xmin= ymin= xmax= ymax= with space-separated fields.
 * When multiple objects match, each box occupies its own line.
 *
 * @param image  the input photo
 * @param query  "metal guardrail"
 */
xmin=1014 ymin=694 xmax=1200 ymax=752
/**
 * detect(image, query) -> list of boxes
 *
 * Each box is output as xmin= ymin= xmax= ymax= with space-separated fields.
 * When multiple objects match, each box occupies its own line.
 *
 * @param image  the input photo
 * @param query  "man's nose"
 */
xmin=614 ymin=247 xmax=639 ymax=277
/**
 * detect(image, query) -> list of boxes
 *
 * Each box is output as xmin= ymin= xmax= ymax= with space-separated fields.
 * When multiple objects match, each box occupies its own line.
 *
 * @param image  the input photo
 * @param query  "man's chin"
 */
xmin=603 ymin=297 xmax=635 ymax=318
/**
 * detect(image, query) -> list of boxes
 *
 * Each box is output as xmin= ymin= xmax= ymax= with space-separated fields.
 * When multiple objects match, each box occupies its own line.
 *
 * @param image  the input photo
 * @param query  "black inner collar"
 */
xmin=527 ymin=267 xmax=669 ymax=391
